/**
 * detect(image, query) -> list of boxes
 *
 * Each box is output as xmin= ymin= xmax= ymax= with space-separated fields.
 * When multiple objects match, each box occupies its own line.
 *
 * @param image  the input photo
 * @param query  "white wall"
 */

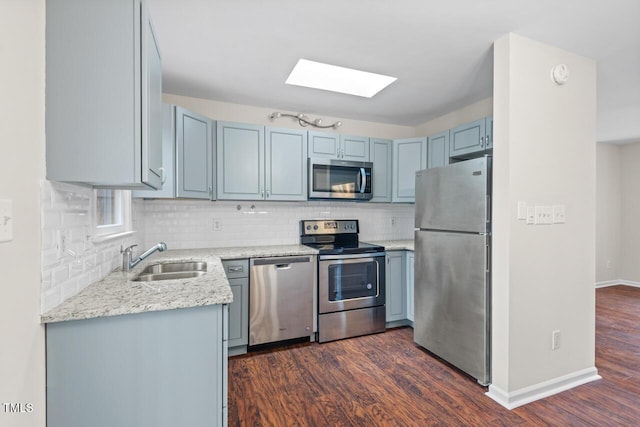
xmin=595 ymin=141 xmax=640 ymax=286
xmin=163 ymin=94 xmax=416 ymax=139
xmin=490 ymin=33 xmax=598 ymax=408
xmin=414 ymin=97 xmax=493 ymax=136
xmin=595 ymin=143 xmax=622 ymax=284
xmin=620 ymin=142 xmax=640 ymax=283
xmin=0 ymin=1 xmax=46 ymax=425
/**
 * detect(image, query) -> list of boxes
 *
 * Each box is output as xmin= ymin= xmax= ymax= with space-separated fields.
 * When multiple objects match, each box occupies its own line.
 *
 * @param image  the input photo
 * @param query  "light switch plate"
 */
xmin=526 ymin=207 xmax=536 ymax=225
xmin=0 ymin=199 xmax=13 ymax=242
xmin=535 ymin=206 xmax=553 ymax=225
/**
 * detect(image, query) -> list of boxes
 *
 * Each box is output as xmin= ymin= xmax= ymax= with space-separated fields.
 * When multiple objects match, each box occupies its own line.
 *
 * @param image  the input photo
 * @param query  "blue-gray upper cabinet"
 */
xmin=392 ymin=137 xmax=427 ymax=203
xmin=369 ymin=138 xmax=393 ymax=203
xmin=217 ymin=123 xmax=308 ymax=201
xmin=427 ymin=130 xmax=450 ymax=169
xmin=265 ymin=127 xmax=308 ymax=201
xmin=309 ymin=131 xmax=370 ymax=160
xmin=46 ymin=0 xmax=163 ymax=189
xmin=449 ymin=116 xmax=493 ymax=159
xmin=217 ymin=122 xmax=265 ymax=200
xmin=176 ymin=106 xmax=215 ymax=199
xmin=134 ymin=105 xmax=215 ymax=199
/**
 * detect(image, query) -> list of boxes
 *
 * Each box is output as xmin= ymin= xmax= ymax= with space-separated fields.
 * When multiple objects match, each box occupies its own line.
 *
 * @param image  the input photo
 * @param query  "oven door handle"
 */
xmin=319 ymin=252 xmax=385 ymax=261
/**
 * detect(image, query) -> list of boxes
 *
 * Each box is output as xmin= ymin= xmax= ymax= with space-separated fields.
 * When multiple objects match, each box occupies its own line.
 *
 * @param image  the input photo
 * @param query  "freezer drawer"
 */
xmin=249 ymin=256 xmax=314 ymax=346
xmin=414 ymin=230 xmax=490 ymax=385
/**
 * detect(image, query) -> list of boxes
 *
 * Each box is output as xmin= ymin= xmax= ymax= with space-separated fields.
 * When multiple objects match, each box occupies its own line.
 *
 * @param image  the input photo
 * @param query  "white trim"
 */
xmin=596 ymin=280 xmax=640 ymax=288
xmin=485 ymin=367 xmax=601 ymax=410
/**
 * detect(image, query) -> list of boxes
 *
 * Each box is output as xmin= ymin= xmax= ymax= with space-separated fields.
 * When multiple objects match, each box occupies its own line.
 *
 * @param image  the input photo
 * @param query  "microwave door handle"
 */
xmin=359 ymin=168 xmax=366 ymax=193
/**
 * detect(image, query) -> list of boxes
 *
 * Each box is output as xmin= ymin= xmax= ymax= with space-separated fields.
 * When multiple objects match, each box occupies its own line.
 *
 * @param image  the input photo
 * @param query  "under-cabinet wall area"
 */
xmin=139 ymin=199 xmax=415 ymax=250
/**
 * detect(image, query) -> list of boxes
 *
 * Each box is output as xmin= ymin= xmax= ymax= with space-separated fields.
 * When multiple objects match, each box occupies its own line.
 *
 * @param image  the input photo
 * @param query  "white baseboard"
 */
xmin=596 ymin=280 xmax=640 ymax=288
xmin=485 ymin=367 xmax=601 ymax=410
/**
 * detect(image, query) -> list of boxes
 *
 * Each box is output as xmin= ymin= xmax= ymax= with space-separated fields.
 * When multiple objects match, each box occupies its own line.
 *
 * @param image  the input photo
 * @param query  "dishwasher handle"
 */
xmin=251 ymin=256 xmax=311 ymax=267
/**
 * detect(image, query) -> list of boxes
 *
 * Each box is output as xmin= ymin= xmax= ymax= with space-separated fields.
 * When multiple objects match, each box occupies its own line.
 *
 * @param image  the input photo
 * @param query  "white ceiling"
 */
xmin=147 ymin=0 xmax=640 ymax=143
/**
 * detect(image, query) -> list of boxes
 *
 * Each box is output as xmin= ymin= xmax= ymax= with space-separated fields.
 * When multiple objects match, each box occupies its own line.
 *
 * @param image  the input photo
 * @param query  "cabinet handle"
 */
xmin=266 ymin=190 xmax=270 ymax=199
xmin=486 ymin=134 xmax=490 ymax=146
xmin=480 ymin=136 xmax=485 ymax=148
xmin=159 ymin=167 xmax=166 ymax=184
xmin=228 ymin=266 xmax=243 ymax=272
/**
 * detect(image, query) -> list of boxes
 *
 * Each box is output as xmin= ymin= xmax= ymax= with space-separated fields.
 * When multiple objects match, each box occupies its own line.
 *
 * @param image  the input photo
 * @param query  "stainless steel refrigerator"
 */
xmin=414 ymin=156 xmax=491 ymax=385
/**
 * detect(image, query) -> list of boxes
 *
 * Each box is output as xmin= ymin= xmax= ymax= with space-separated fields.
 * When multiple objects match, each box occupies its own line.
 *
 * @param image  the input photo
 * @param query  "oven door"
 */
xmin=318 ymin=253 xmax=385 ymax=314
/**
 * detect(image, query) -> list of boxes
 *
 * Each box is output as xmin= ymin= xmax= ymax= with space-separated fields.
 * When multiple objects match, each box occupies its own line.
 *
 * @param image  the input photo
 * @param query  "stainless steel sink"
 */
xmin=133 ymin=261 xmax=207 ymax=282
xmin=133 ymin=271 xmax=206 ymax=282
xmin=139 ymin=261 xmax=207 ymax=274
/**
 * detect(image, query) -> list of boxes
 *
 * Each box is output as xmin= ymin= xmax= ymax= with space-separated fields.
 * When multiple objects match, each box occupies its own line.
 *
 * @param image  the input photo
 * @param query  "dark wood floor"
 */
xmin=228 ymin=286 xmax=640 ymax=426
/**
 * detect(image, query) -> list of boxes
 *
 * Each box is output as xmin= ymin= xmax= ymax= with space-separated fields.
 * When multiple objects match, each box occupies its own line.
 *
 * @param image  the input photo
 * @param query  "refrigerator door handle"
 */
xmin=485 ymin=244 xmax=491 ymax=273
xmin=486 ymin=195 xmax=491 ymax=224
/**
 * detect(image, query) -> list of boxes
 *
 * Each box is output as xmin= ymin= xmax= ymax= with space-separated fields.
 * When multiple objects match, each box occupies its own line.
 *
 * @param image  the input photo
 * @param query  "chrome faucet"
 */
xmin=121 ymin=242 xmax=167 ymax=271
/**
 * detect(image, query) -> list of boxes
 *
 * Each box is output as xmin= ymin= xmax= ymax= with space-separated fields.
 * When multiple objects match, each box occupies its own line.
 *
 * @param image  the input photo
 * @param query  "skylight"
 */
xmin=285 ymin=59 xmax=397 ymax=98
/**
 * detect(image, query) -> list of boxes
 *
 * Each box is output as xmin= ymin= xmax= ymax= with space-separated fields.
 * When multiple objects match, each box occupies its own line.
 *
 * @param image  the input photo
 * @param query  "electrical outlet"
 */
xmin=552 ymin=330 xmax=561 ymax=350
xmin=212 ymin=219 xmax=222 ymax=231
xmin=517 ymin=201 xmax=527 ymax=220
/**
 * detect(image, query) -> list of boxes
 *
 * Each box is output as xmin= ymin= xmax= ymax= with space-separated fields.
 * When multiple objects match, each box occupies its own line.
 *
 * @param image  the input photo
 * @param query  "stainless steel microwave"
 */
xmin=308 ymin=158 xmax=373 ymax=201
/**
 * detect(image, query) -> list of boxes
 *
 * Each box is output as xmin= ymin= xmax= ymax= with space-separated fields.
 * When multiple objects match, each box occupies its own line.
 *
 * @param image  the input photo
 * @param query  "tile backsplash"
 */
xmin=41 ymin=181 xmax=137 ymax=313
xmin=42 ymin=182 xmax=414 ymax=313
xmin=139 ymin=199 xmax=414 ymax=250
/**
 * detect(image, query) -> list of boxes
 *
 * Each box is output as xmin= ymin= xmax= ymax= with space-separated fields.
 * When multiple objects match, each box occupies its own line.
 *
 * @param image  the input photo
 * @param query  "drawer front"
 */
xmin=222 ymin=259 xmax=249 ymax=279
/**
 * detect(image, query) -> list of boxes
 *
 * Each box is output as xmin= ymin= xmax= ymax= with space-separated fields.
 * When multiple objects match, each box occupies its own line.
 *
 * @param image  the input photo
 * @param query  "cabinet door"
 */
xmin=176 ymin=107 xmax=214 ymax=199
xmin=369 ymin=138 xmax=392 ymax=202
xmin=265 ymin=127 xmax=308 ymax=201
xmin=450 ymin=118 xmax=486 ymax=158
xmin=340 ymin=135 xmax=370 ymax=161
xmin=485 ymin=116 xmax=493 ymax=149
xmin=141 ymin=4 xmax=163 ymax=189
xmin=386 ymin=251 xmax=406 ymax=322
xmin=308 ymin=131 xmax=340 ymax=159
xmin=406 ymin=251 xmax=415 ymax=323
xmin=133 ymin=104 xmax=175 ymax=198
xmin=392 ymin=137 xmax=427 ymax=203
xmin=217 ymin=122 xmax=265 ymax=200
xmin=228 ymin=278 xmax=249 ymax=348
xmin=427 ymin=130 xmax=450 ymax=169
xmin=45 ymin=0 xmax=163 ymax=189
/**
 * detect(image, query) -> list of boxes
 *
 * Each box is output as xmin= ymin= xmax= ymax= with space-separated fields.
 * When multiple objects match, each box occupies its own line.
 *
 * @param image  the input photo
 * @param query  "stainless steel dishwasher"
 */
xmin=249 ymin=256 xmax=314 ymax=346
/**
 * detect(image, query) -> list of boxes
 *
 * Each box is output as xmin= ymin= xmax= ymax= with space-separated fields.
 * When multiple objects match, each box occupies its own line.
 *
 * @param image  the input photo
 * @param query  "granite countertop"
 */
xmin=41 ymin=245 xmax=317 ymax=324
xmin=368 ymin=239 xmax=414 ymax=251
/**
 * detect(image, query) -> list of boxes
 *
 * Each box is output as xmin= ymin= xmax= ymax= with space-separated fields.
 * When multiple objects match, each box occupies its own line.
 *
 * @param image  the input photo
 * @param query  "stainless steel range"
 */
xmin=300 ymin=219 xmax=386 ymax=343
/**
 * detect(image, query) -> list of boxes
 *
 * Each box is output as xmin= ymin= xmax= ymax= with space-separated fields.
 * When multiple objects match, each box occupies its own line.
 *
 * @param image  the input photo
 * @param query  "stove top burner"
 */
xmin=300 ymin=219 xmax=385 ymax=255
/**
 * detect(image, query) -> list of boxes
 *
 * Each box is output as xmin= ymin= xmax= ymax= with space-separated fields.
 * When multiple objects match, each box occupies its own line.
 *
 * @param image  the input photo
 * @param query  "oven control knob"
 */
xmin=313 ymin=225 xmax=318 ymax=230
xmin=306 ymin=225 xmax=311 ymax=230
xmin=367 ymin=283 xmax=372 ymax=290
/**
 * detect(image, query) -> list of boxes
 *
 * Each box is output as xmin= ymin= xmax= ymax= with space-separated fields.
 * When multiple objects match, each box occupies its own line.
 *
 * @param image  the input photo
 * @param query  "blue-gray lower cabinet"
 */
xmin=385 ymin=251 xmax=406 ymax=323
xmin=223 ymin=259 xmax=249 ymax=355
xmin=46 ymin=305 xmax=228 ymax=427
